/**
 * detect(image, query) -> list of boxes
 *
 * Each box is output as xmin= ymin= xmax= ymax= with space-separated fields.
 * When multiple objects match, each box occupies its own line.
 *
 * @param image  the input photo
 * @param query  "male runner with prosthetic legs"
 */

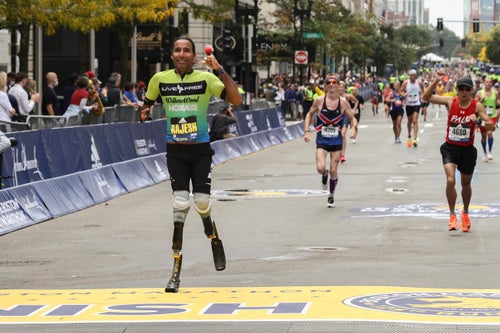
xmin=143 ymin=36 xmax=241 ymax=293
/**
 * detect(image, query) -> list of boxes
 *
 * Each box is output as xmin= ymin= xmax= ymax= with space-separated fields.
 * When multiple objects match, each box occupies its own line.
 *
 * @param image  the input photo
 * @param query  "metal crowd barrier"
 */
xmin=26 ymin=115 xmax=67 ymax=130
xmin=0 ymin=120 xmax=31 ymax=132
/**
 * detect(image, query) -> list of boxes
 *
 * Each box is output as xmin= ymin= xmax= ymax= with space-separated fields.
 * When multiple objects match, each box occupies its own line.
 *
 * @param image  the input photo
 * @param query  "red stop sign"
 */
xmin=295 ymin=51 xmax=308 ymax=64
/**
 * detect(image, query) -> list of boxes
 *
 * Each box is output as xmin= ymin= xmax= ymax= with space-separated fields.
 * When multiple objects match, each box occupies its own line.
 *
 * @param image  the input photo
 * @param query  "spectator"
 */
xmin=87 ymin=77 xmax=104 ymax=116
xmin=263 ymin=83 xmax=277 ymax=107
xmin=209 ymin=105 xmax=238 ymax=141
xmin=0 ymin=72 xmax=16 ymax=131
xmin=104 ymin=76 xmax=122 ymax=107
xmin=122 ymin=82 xmax=140 ymax=107
xmin=302 ymin=82 xmax=314 ymax=119
xmin=136 ymin=81 xmax=146 ymax=102
xmin=42 ymin=72 xmax=60 ymax=116
xmin=24 ymin=78 xmax=37 ymax=100
xmin=6 ymin=72 xmax=15 ymax=91
xmin=8 ymin=72 xmax=41 ymax=122
xmin=63 ymin=76 xmax=89 ymax=118
xmin=283 ymin=84 xmax=295 ymax=119
xmin=61 ymin=72 xmax=78 ymax=114
xmin=294 ymin=85 xmax=304 ymax=120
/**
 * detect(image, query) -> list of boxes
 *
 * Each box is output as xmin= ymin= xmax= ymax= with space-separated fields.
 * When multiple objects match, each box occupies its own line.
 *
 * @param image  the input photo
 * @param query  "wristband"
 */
xmin=214 ymin=66 xmax=225 ymax=76
xmin=304 ymin=130 xmax=310 ymax=133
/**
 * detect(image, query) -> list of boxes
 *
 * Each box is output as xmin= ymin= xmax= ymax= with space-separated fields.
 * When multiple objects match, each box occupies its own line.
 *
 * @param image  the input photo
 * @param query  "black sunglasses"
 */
xmin=457 ymin=86 xmax=472 ymax=92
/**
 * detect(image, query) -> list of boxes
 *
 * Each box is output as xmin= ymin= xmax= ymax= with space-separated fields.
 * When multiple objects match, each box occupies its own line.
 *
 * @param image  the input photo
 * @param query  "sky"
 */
xmin=424 ymin=0 xmax=465 ymax=38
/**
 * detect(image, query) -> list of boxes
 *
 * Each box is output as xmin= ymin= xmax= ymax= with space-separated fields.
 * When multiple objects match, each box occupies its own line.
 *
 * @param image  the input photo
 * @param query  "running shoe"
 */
xmin=483 ymin=154 xmax=489 ymax=162
xmin=395 ymin=138 xmax=401 ymax=144
xmin=321 ymin=172 xmax=328 ymax=191
xmin=460 ymin=210 xmax=471 ymax=232
xmin=340 ymin=155 xmax=346 ymax=163
xmin=352 ymin=138 xmax=357 ymax=144
xmin=487 ymin=152 xmax=494 ymax=160
xmin=327 ymin=197 xmax=335 ymax=208
xmin=406 ymin=138 xmax=412 ymax=147
xmin=448 ymin=215 xmax=458 ymax=231
xmin=413 ymin=139 xmax=418 ymax=147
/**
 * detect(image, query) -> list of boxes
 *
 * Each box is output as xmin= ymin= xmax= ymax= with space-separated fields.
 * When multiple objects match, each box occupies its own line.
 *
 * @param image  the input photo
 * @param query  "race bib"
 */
xmin=321 ymin=125 xmax=339 ymax=138
xmin=171 ymin=116 xmax=198 ymax=141
xmin=486 ymin=106 xmax=494 ymax=116
xmin=448 ymin=123 xmax=470 ymax=143
xmin=408 ymin=94 xmax=418 ymax=103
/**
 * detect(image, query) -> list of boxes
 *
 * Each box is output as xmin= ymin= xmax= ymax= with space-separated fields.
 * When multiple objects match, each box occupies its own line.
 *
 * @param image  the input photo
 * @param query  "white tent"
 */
xmin=422 ymin=53 xmax=446 ymax=62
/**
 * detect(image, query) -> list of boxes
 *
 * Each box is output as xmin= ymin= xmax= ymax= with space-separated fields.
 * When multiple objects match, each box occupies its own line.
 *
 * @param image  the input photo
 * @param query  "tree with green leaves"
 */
xmin=262 ymin=0 xmax=380 ymax=78
xmin=0 ymin=0 xmax=181 ymax=72
xmin=485 ymin=26 xmax=500 ymax=64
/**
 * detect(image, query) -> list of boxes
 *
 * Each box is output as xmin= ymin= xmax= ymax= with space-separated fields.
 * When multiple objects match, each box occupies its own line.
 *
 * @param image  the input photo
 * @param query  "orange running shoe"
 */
xmin=448 ymin=215 xmax=458 ymax=231
xmin=461 ymin=210 xmax=471 ymax=232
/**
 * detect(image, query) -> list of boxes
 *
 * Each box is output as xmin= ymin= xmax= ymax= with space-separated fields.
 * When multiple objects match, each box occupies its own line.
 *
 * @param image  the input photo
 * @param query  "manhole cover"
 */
xmin=386 ymin=177 xmax=409 ymax=183
xmin=398 ymin=161 xmax=419 ymax=168
xmin=298 ymin=246 xmax=346 ymax=252
xmin=385 ymin=187 xmax=409 ymax=193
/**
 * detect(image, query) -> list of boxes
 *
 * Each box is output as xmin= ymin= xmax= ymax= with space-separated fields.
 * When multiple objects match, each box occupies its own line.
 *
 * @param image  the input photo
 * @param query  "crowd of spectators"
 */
xmin=0 ymin=70 xmax=150 ymax=128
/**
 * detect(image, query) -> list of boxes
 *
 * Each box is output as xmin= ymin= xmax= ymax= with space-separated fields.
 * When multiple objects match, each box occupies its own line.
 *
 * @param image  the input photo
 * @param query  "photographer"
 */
xmin=209 ymin=105 xmax=238 ymax=142
xmin=0 ymin=131 xmax=14 ymax=153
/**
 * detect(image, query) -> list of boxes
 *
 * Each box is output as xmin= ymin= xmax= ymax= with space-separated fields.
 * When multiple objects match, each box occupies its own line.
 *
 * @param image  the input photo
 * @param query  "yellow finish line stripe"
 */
xmin=1 ymin=286 xmax=500 ymax=324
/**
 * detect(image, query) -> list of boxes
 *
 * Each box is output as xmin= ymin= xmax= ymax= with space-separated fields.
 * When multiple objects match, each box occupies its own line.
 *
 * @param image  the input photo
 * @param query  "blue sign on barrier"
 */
xmin=140 ymin=154 xmax=169 ymax=183
xmin=0 ymin=188 xmax=35 ymax=235
xmin=111 ymin=159 xmax=155 ymax=192
xmin=7 ymin=130 xmax=51 ymax=186
xmin=77 ymin=166 xmax=127 ymax=203
xmin=8 ymin=184 xmax=52 ymax=222
xmin=32 ymin=174 xmax=95 ymax=217
xmin=129 ymin=121 xmax=165 ymax=157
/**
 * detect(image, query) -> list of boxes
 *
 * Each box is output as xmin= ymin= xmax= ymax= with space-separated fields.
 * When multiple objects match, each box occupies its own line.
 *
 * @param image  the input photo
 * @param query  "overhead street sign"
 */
xmin=303 ymin=32 xmax=323 ymax=39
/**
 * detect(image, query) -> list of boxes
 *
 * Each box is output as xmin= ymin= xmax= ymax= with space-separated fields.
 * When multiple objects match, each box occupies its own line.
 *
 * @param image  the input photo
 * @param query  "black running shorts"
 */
xmin=405 ymin=105 xmax=420 ymax=117
xmin=166 ymin=142 xmax=214 ymax=194
xmin=316 ymin=144 xmax=342 ymax=152
xmin=390 ymin=109 xmax=404 ymax=121
xmin=440 ymin=142 xmax=477 ymax=175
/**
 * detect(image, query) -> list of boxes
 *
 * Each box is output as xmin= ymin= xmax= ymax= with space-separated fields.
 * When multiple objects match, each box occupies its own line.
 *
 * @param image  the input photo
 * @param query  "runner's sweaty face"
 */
xmin=171 ymin=39 xmax=196 ymax=74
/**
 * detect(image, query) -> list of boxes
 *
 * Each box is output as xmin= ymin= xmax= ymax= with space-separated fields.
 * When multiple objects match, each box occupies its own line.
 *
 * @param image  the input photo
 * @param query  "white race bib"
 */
xmin=448 ymin=123 xmax=470 ymax=143
xmin=321 ymin=125 xmax=339 ymax=138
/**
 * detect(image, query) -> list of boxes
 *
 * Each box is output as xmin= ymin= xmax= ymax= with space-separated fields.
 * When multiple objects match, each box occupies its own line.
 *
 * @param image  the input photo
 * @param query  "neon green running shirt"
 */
xmin=146 ymin=69 xmax=225 ymax=142
xmin=480 ymin=89 xmax=497 ymax=118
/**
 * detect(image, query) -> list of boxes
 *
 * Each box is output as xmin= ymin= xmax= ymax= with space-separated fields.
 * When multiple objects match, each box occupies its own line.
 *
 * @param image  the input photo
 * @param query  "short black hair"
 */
xmin=172 ymin=36 xmax=196 ymax=54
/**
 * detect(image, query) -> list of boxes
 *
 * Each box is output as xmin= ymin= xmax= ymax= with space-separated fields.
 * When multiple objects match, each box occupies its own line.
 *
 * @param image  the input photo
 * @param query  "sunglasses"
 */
xmin=325 ymin=79 xmax=338 ymax=85
xmin=457 ymin=86 xmax=472 ymax=92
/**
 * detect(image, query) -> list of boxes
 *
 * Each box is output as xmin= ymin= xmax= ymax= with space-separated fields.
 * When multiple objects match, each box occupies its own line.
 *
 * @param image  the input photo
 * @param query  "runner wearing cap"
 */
xmin=422 ymin=71 xmax=495 ymax=233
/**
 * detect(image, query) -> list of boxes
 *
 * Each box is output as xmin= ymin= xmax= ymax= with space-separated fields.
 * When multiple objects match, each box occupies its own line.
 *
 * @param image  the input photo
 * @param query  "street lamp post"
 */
xmin=236 ymin=0 xmax=258 ymax=108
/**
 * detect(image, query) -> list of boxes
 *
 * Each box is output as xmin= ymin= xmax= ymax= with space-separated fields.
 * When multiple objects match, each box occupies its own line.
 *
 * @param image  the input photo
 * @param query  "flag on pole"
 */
xmin=379 ymin=10 xmax=386 ymax=25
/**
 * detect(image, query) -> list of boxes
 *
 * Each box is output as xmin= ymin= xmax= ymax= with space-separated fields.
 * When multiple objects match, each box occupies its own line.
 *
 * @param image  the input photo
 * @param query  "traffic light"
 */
xmin=473 ymin=18 xmax=480 ymax=33
xmin=461 ymin=39 xmax=466 ymax=48
xmin=437 ymin=18 xmax=443 ymax=31
xmin=439 ymin=38 xmax=444 ymax=49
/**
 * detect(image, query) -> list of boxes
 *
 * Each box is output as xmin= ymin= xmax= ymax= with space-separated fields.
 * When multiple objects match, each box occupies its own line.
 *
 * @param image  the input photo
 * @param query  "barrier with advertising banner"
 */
xmin=0 ymin=107 xmax=302 ymax=235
